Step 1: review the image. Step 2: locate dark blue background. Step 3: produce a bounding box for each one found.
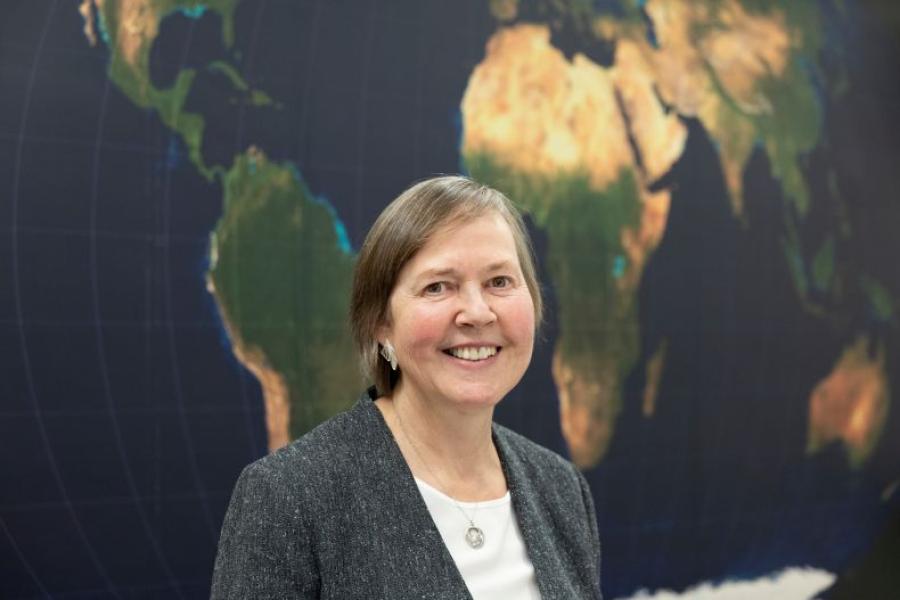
[2,1,899,598]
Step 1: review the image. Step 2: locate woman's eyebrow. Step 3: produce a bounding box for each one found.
[416,261,513,281]
[415,267,458,280]
[484,260,515,273]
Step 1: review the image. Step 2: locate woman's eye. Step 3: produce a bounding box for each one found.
[490,276,512,288]
[424,282,445,295]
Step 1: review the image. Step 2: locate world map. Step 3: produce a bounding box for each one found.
[3,0,899,597]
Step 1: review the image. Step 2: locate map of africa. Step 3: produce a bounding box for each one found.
[2,0,898,597]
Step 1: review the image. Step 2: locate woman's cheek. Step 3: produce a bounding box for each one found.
[502,293,536,336]
[404,305,449,346]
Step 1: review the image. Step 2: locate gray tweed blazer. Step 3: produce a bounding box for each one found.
[211,390,602,599]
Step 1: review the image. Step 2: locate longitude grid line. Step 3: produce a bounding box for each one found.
[696,280,742,578]
[688,354,704,573]
[86,19,186,597]
[159,13,217,543]
[638,155,736,586]
[353,0,377,238]
[294,0,321,172]
[743,324,799,575]
[411,1,426,176]
[343,0,377,436]
[8,1,121,596]
[716,250,777,576]
[0,514,50,598]
[461,0,483,173]
[292,0,321,430]
[649,325,705,583]
[686,341,704,580]
[648,394,692,585]
[622,365,657,572]
[228,0,267,460]
[144,227,163,537]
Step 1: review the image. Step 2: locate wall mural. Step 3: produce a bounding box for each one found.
[3,0,899,597]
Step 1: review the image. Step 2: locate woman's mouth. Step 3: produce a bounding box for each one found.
[443,346,500,361]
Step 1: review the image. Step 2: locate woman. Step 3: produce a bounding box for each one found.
[211,176,602,599]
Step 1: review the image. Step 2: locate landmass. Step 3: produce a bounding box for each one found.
[462,23,681,466]
[207,148,360,448]
[79,0,239,177]
[461,0,894,467]
[642,340,668,418]
[807,336,890,467]
[594,0,820,219]
[80,1,357,450]
[209,61,278,108]
[489,0,518,22]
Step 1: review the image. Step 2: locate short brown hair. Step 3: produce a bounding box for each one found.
[350,175,543,396]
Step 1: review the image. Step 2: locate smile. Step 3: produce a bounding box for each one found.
[444,346,499,361]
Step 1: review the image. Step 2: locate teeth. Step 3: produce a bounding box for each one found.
[449,346,497,361]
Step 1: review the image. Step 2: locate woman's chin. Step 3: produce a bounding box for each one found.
[439,384,509,412]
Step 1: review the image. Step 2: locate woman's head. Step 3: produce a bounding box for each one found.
[350,175,543,397]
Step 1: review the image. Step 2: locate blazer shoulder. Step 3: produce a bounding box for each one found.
[241,399,376,493]
[494,423,581,483]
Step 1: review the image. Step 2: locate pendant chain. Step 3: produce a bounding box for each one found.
[394,404,487,549]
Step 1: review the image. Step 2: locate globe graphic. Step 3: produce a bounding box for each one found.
[2,1,899,598]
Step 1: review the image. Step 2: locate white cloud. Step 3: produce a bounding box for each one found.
[615,567,836,600]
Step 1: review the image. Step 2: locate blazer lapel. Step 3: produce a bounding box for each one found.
[494,427,570,599]
[361,398,475,599]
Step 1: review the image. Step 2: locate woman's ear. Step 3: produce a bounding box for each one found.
[376,313,392,346]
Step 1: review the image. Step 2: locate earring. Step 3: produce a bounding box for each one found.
[380,340,398,371]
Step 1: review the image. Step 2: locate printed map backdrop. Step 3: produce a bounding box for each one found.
[2,0,900,598]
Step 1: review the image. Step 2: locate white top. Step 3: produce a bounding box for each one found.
[415,477,542,600]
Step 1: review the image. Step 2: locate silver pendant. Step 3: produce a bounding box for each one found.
[465,525,485,549]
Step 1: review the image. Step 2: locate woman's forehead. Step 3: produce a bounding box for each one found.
[408,259,522,281]
[402,215,519,273]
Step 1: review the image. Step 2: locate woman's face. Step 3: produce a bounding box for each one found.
[380,213,535,411]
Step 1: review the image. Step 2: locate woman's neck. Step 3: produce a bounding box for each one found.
[376,384,507,502]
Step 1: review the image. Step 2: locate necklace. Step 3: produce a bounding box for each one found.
[394,405,487,549]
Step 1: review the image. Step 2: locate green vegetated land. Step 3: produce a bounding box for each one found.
[466,151,642,413]
[93,1,239,176]
[92,0,361,437]
[208,151,360,437]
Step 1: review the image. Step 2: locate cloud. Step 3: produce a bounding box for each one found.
[616,567,835,600]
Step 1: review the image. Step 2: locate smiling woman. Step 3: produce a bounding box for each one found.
[380,213,537,415]
[351,176,544,399]
[211,176,602,600]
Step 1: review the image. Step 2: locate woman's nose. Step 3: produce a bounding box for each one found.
[455,287,497,327]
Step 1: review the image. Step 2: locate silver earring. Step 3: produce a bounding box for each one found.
[380,340,398,371]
